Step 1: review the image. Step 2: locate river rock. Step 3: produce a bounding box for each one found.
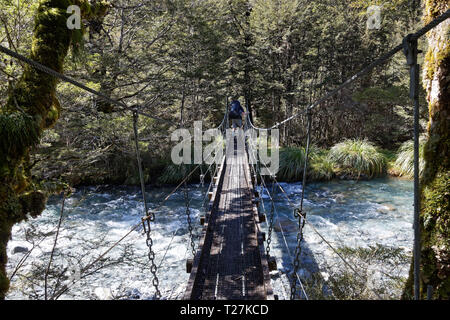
[12,246,29,254]
[377,204,396,214]
[125,288,141,300]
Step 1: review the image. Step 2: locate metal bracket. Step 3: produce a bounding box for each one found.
[402,34,416,65]
[141,216,148,234]
[306,107,312,119]
[403,34,421,99]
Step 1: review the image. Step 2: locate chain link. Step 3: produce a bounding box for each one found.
[199,174,205,188]
[133,111,161,299]
[265,182,276,258]
[144,221,161,298]
[290,208,305,300]
[183,182,196,256]
[200,163,205,188]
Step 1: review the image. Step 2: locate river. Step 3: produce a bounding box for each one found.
[6,178,413,300]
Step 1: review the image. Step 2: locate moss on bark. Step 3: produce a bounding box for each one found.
[403,0,450,299]
[0,0,108,300]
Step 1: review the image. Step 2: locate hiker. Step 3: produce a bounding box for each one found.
[228,99,246,132]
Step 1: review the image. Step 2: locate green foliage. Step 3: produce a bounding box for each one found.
[327,244,410,300]
[328,139,387,179]
[277,146,306,182]
[393,137,426,178]
[0,0,110,300]
[247,0,422,147]
[402,0,450,300]
[338,244,409,267]
[305,244,411,300]
[0,112,40,160]
[420,171,450,298]
[308,150,335,181]
[353,86,409,105]
[277,146,334,182]
[158,163,206,185]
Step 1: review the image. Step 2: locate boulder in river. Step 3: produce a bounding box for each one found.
[125,288,141,300]
[377,204,396,214]
[12,246,29,254]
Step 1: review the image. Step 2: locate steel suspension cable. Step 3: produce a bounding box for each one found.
[183,181,196,256]
[268,9,450,130]
[0,45,176,125]
[246,134,309,299]
[265,180,276,259]
[201,163,220,209]
[290,109,312,300]
[256,164,309,300]
[258,159,383,299]
[133,111,161,298]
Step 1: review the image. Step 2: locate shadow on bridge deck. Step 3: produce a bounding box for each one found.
[184,140,273,300]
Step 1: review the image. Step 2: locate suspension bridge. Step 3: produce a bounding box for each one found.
[0,9,448,300]
[184,124,274,300]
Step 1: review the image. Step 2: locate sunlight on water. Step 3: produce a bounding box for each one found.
[6,178,413,300]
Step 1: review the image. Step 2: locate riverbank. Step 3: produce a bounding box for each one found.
[32,138,420,188]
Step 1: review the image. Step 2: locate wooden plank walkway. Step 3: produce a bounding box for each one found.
[184,134,273,300]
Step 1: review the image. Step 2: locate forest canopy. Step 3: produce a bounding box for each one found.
[0,0,425,186]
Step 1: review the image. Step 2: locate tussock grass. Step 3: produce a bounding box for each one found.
[393,137,426,179]
[277,147,306,182]
[158,163,204,185]
[277,146,334,182]
[327,139,386,179]
[309,151,335,181]
[158,136,224,185]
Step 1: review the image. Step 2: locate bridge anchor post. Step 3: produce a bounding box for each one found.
[268,256,277,271]
[186,258,193,273]
[403,34,421,300]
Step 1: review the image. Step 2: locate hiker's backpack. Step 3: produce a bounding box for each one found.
[229,101,241,119]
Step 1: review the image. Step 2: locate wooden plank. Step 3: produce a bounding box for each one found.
[184,156,226,299]
[184,134,273,300]
[242,148,274,300]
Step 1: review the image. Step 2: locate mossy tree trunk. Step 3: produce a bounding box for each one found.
[0,0,108,300]
[403,0,449,299]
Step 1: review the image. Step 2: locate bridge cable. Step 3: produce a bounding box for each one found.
[268,9,450,130]
[252,155,309,300]
[133,110,161,299]
[257,157,384,300]
[0,45,176,125]
[265,181,276,260]
[245,130,308,299]
[201,160,220,209]
[179,112,228,259]
[290,108,312,300]
[183,182,196,257]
